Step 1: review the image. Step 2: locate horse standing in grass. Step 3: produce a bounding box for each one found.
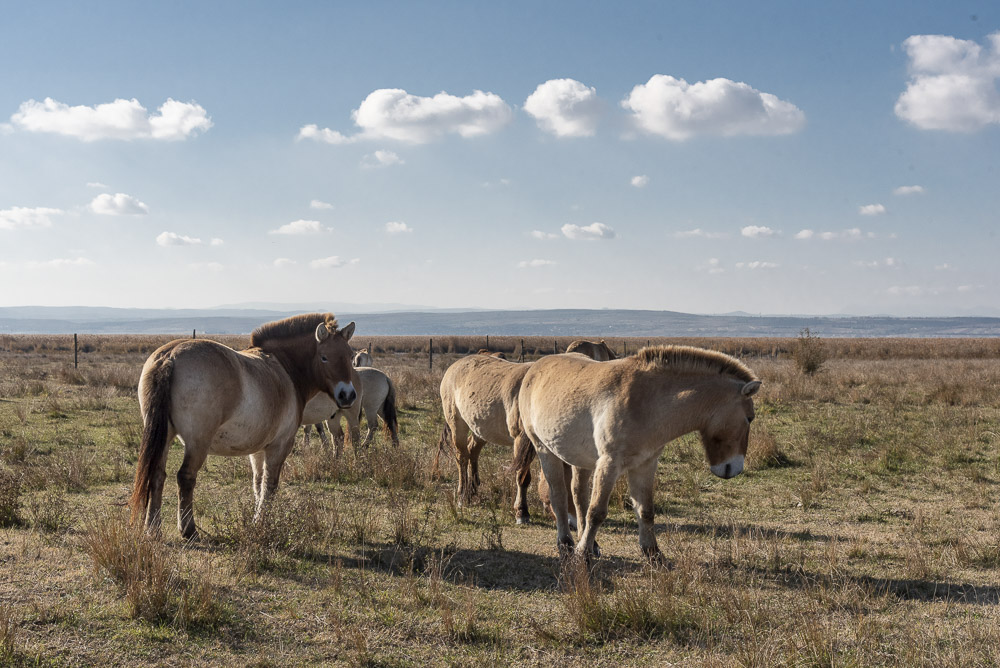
[565,339,618,361]
[302,366,399,451]
[353,350,374,368]
[513,345,760,560]
[131,313,357,539]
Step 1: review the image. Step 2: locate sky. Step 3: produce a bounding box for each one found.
[1,1,998,316]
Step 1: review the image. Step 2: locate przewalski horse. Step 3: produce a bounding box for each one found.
[513,345,760,561]
[302,366,399,451]
[565,339,618,361]
[131,313,357,539]
[353,350,374,368]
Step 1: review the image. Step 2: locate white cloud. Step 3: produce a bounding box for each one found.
[794,229,814,240]
[26,257,95,268]
[269,219,325,235]
[210,238,224,246]
[156,231,202,246]
[0,206,63,230]
[86,181,109,189]
[895,32,1000,131]
[385,221,412,235]
[705,258,725,274]
[631,175,649,188]
[10,97,211,141]
[621,74,805,140]
[302,88,513,145]
[859,203,886,216]
[273,258,296,267]
[741,225,778,238]
[561,222,616,240]
[893,185,925,196]
[518,259,556,268]
[90,192,149,215]
[482,178,511,188]
[736,261,778,270]
[675,228,727,239]
[310,256,360,269]
[856,257,902,268]
[531,230,559,240]
[310,199,334,210]
[523,78,601,137]
[362,150,404,168]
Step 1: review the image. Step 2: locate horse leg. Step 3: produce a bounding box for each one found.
[176,445,209,540]
[514,432,532,524]
[254,438,295,521]
[564,462,578,531]
[316,421,331,448]
[346,404,362,452]
[329,416,344,459]
[571,466,592,543]
[249,451,266,506]
[449,419,473,506]
[360,407,375,448]
[469,436,486,499]
[575,454,620,559]
[302,424,311,448]
[144,426,175,535]
[536,447,574,555]
[627,454,662,560]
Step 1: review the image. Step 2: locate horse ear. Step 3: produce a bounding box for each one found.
[741,380,762,397]
[315,323,330,342]
[339,321,356,342]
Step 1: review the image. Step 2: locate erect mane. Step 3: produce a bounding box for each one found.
[250,313,337,347]
[635,345,757,382]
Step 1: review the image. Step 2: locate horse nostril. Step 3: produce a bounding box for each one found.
[724,463,732,478]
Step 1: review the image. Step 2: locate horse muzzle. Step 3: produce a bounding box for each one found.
[332,381,357,408]
[710,454,745,479]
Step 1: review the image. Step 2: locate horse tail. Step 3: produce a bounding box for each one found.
[507,420,536,476]
[381,378,399,446]
[130,353,174,524]
[432,422,452,478]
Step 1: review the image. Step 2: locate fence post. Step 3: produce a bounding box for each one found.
[486,335,489,350]
[192,329,196,339]
[429,338,433,370]
[519,339,524,363]
[74,333,78,369]
[367,341,372,356]
[554,340,557,355]
[623,341,627,357]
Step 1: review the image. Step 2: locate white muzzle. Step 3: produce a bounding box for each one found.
[710,454,745,479]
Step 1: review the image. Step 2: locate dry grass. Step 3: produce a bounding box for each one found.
[1,335,999,665]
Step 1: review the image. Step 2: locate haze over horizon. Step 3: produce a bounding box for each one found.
[2,2,998,318]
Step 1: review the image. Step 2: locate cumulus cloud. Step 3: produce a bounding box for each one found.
[531,230,559,240]
[621,75,805,140]
[518,259,556,268]
[794,229,814,240]
[10,97,211,141]
[561,222,616,240]
[893,185,925,196]
[310,199,334,210]
[156,231,202,246]
[741,225,778,238]
[808,228,873,241]
[362,150,404,168]
[273,258,296,267]
[736,261,779,269]
[90,193,149,216]
[385,221,412,235]
[859,204,886,216]
[705,258,725,274]
[631,175,649,188]
[269,219,325,235]
[310,256,360,269]
[0,206,63,230]
[895,32,1000,131]
[300,88,513,145]
[86,181,109,189]
[523,78,601,137]
[675,228,727,239]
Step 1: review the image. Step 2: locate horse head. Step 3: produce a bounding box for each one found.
[699,379,761,479]
[315,321,358,408]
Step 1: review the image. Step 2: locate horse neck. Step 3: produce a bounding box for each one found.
[645,372,731,440]
[259,338,321,405]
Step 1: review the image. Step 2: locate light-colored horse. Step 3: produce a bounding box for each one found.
[353,350,374,368]
[302,366,399,452]
[565,339,618,361]
[131,314,357,538]
[513,345,760,560]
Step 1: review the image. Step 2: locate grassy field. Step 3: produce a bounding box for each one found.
[1,334,999,666]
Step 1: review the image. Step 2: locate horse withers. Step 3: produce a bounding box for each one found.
[131,313,357,539]
[514,345,760,561]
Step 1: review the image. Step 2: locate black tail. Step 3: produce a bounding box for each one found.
[381,378,399,446]
[432,423,452,478]
[507,425,536,476]
[130,354,174,524]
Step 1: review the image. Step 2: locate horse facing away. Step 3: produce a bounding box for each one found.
[565,339,618,361]
[353,350,374,368]
[302,366,399,451]
[131,313,357,539]
[513,345,760,560]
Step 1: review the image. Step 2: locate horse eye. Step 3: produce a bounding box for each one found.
[747,415,754,423]
[321,356,329,363]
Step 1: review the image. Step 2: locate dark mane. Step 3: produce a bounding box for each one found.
[250,313,337,347]
[636,345,757,382]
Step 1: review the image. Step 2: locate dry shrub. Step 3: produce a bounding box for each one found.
[0,604,21,665]
[793,328,828,375]
[0,470,22,528]
[24,489,73,533]
[747,423,794,470]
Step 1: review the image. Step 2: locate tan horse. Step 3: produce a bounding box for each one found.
[565,339,618,361]
[302,366,363,456]
[514,345,760,560]
[131,313,357,539]
[302,366,399,451]
[353,350,374,368]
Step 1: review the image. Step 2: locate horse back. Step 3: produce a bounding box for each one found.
[440,354,528,445]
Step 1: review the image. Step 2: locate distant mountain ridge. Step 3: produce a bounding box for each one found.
[1,305,999,337]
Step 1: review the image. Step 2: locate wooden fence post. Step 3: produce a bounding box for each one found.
[554,340,557,355]
[192,329,196,339]
[519,339,524,363]
[74,333,78,369]
[367,341,372,356]
[486,335,489,350]
[429,338,433,370]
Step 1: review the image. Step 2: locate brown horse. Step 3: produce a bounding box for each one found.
[514,345,760,560]
[565,339,618,361]
[131,313,357,538]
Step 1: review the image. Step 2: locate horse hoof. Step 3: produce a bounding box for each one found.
[568,516,578,531]
[591,541,601,559]
[516,515,530,525]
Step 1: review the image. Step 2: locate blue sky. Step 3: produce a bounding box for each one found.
[1,1,998,316]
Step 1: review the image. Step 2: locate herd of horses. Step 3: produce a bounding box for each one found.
[131,313,760,561]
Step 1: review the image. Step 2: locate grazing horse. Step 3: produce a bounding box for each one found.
[131,313,357,539]
[302,366,399,451]
[566,339,617,361]
[353,350,374,368]
[513,345,760,560]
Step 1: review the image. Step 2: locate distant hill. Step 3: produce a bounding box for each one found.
[1,305,999,337]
